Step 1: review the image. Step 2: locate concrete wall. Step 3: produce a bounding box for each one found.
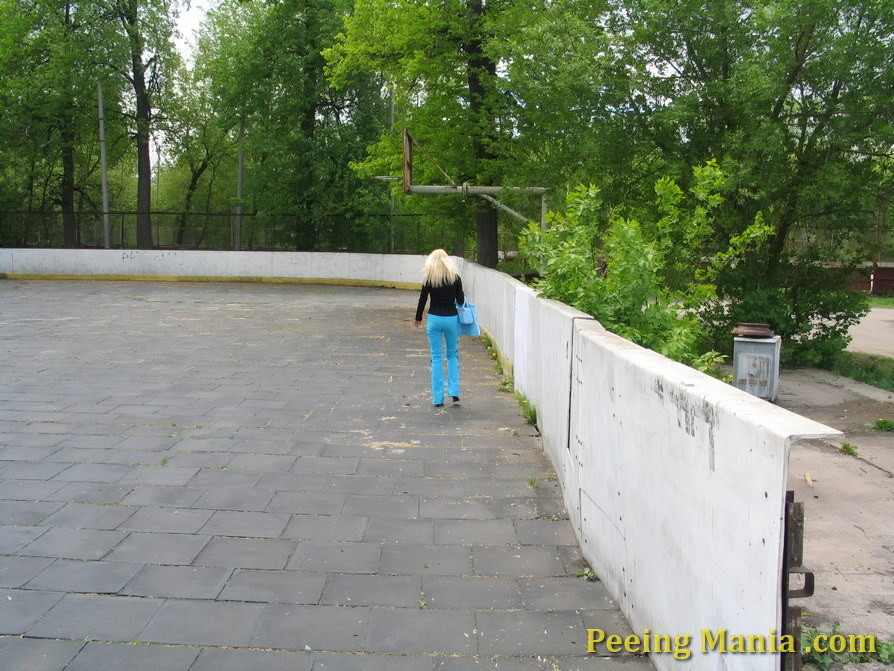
[0,248,426,288]
[1,249,841,670]
[461,261,839,671]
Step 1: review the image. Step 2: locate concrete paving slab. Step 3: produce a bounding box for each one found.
[106,531,211,565]
[0,478,67,500]
[65,641,199,671]
[43,482,134,504]
[192,487,274,511]
[119,506,214,533]
[0,524,49,554]
[0,638,84,671]
[313,652,433,671]
[0,500,63,525]
[26,593,162,641]
[191,648,314,671]
[121,564,231,599]
[321,573,422,607]
[42,501,138,529]
[363,517,435,544]
[515,520,579,546]
[120,484,206,506]
[366,607,477,654]
[434,519,518,545]
[218,568,326,603]
[517,578,617,611]
[422,576,521,610]
[286,540,383,573]
[281,514,368,541]
[24,558,143,593]
[265,491,347,515]
[140,598,266,646]
[252,603,369,651]
[380,543,473,576]
[198,510,290,538]
[193,537,296,569]
[0,280,651,669]
[0,555,55,588]
[472,546,566,577]
[0,588,64,634]
[20,526,127,560]
[476,610,588,656]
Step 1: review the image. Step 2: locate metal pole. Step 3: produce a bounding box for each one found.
[406,184,545,196]
[97,82,111,248]
[235,120,245,250]
[389,94,395,253]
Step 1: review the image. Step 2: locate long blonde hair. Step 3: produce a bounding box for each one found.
[422,249,458,287]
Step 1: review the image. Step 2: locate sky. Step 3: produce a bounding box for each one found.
[175,0,212,64]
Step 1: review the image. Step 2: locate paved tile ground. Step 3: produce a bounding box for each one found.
[0,280,654,671]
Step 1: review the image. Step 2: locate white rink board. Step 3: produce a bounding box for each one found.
[0,249,426,286]
[571,321,837,671]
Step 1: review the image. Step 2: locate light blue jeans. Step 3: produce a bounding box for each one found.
[426,314,460,404]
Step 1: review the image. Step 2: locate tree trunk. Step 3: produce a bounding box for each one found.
[61,3,78,248]
[61,123,78,248]
[123,0,153,248]
[176,158,209,246]
[294,63,318,251]
[465,0,498,268]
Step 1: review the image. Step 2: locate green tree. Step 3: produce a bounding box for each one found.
[193,0,388,251]
[326,0,515,265]
[0,0,128,246]
[101,0,180,247]
[606,0,888,359]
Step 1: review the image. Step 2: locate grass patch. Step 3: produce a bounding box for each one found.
[515,391,537,427]
[577,566,598,582]
[875,418,894,432]
[839,442,858,456]
[801,623,894,670]
[821,351,894,393]
[481,333,504,376]
[869,296,894,308]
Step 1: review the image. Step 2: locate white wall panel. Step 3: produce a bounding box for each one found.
[0,249,426,286]
[571,322,837,671]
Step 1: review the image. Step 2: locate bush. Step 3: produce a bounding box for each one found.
[519,164,771,370]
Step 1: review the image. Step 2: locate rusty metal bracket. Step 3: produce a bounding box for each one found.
[782,490,814,671]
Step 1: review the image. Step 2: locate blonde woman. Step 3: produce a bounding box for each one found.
[414,249,465,407]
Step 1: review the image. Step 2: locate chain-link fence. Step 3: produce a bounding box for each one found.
[0,210,458,255]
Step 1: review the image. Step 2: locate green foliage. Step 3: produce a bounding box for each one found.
[874,418,894,432]
[577,566,598,582]
[699,264,871,365]
[870,296,894,308]
[822,352,894,394]
[839,442,858,456]
[802,622,894,669]
[520,165,772,368]
[514,391,537,426]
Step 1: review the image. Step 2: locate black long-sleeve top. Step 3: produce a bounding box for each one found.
[415,276,465,322]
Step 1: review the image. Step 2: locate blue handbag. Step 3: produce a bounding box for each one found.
[457,301,480,336]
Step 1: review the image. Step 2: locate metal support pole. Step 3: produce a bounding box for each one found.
[97,82,111,248]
